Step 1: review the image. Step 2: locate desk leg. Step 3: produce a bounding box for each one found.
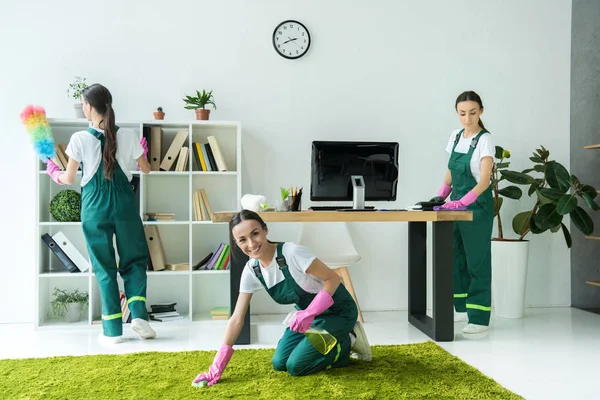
[408,221,454,342]
[229,223,251,345]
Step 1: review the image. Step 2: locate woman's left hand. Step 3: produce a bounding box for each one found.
[289,310,315,333]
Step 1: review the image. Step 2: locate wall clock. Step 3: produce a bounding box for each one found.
[272,20,311,59]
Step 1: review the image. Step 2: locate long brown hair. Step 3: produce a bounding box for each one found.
[455,90,486,130]
[82,84,117,179]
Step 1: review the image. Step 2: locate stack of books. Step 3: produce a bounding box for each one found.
[210,307,230,320]
[149,302,184,322]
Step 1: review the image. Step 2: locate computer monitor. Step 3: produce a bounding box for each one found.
[310,141,399,205]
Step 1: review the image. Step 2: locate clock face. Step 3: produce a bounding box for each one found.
[273,20,311,59]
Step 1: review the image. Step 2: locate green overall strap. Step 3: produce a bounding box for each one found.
[252,242,291,289]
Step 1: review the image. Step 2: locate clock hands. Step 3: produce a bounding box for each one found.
[284,36,301,47]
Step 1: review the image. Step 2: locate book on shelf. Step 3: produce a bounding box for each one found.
[164,262,189,271]
[210,306,230,320]
[192,188,213,221]
[145,212,175,221]
[197,243,230,271]
[190,137,226,172]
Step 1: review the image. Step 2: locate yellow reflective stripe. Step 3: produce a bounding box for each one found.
[126,296,146,305]
[102,313,122,320]
[454,293,468,298]
[466,304,492,311]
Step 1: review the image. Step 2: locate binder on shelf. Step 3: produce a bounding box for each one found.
[150,127,163,171]
[160,129,189,171]
[207,136,228,171]
[143,225,166,271]
[52,231,91,272]
[41,233,79,273]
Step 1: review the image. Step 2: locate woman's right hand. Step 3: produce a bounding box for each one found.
[192,344,234,387]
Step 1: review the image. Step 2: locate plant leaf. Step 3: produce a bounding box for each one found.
[532,203,562,231]
[522,168,535,174]
[582,193,600,211]
[500,170,536,185]
[538,188,565,201]
[560,222,572,248]
[495,146,504,159]
[513,211,532,236]
[545,161,571,192]
[570,206,594,235]
[530,156,544,163]
[536,188,553,205]
[550,223,561,233]
[528,183,540,197]
[498,186,522,199]
[581,184,598,199]
[534,164,546,173]
[556,194,578,215]
[495,162,510,169]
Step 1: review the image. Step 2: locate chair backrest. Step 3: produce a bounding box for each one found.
[296,222,361,267]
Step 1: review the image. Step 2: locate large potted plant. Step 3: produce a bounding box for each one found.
[490,145,528,318]
[492,145,599,318]
[183,89,217,120]
[50,287,89,323]
[67,76,88,118]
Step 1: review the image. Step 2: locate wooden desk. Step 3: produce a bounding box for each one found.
[212,210,473,343]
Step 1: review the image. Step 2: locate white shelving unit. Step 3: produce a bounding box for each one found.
[35,119,241,328]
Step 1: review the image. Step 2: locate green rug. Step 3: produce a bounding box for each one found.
[0,341,521,399]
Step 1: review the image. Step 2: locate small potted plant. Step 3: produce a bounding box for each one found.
[183,89,217,120]
[50,287,89,323]
[67,76,88,118]
[154,106,165,120]
[276,187,290,212]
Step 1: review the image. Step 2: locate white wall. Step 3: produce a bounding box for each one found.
[0,0,572,322]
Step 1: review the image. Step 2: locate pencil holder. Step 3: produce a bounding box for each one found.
[289,195,302,211]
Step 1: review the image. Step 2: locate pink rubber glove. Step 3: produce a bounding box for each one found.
[289,290,334,333]
[46,159,63,184]
[437,183,452,200]
[440,190,478,209]
[141,137,148,160]
[193,344,234,387]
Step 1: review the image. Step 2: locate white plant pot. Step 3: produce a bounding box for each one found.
[65,302,83,323]
[74,103,85,118]
[491,240,530,319]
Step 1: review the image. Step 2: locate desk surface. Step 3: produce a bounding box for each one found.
[211,210,472,223]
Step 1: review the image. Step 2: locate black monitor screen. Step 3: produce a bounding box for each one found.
[310,141,399,201]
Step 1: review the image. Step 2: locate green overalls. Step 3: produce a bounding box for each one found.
[449,129,494,326]
[81,127,149,337]
[252,243,358,376]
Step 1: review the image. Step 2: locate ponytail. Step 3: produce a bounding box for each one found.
[102,104,117,180]
[478,119,486,130]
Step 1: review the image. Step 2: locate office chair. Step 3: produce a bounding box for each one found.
[296,222,364,323]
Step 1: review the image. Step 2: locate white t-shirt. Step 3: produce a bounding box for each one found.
[445,129,494,183]
[239,242,323,294]
[65,128,144,187]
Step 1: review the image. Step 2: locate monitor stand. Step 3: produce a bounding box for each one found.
[351,175,366,210]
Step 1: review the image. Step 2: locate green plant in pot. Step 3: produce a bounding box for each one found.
[501,145,599,246]
[67,76,88,118]
[277,187,290,212]
[183,89,217,120]
[490,145,599,319]
[153,106,165,120]
[50,287,89,323]
[49,189,81,222]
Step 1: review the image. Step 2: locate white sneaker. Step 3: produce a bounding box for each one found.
[98,333,124,345]
[350,321,372,362]
[462,323,490,339]
[454,311,468,322]
[132,318,156,339]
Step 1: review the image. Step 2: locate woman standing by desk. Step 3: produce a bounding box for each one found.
[434,90,494,339]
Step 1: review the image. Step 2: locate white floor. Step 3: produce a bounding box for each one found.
[0,307,597,400]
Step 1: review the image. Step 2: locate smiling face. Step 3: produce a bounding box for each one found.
[232,219,269,259]
[456,100,484,131]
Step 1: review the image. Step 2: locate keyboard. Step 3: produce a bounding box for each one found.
[308,205,375,211]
